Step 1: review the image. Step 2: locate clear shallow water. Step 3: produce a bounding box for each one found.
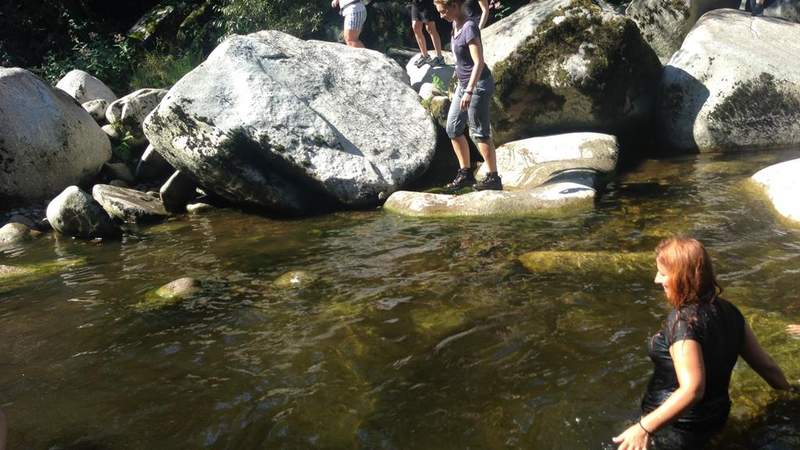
[2,150,800,449]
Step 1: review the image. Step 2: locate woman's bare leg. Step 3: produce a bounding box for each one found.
[451,135,471,169]
[476,140,497,173]
[344,28,364,48]
[425,21,443,57]
[412,20,429,57]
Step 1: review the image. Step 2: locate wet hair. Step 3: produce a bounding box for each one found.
[433,0,464,7]
[655,237,722,310]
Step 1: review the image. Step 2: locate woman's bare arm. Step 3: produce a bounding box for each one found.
[740,321,791,390]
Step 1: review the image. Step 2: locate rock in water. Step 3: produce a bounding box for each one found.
[274,271,317,289]
[482,0,662,144]
[0,223,32,246]
[92,184,169,223]
[658,9,800,153]
[0,68,112,203]
[751,158,800,223]
[143,30,436,215]
[46,186,119,239]
[55,69,117,104]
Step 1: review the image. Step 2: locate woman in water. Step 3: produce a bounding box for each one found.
[434,0,502,192]
[613,237,797,450]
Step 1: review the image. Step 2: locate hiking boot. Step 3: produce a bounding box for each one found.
[443,168,476,194]
[430,55,445,66]
[473,172,503,191]
[414,54,432,68]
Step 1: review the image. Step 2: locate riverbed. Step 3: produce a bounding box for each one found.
[2,150,799,449]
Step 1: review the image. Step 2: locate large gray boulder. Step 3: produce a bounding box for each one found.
[482,0,662,144]
[750,158,800,223]
[626,0,693,63]
[92,184,169,223]
[0,68,112,203]
[55,69,117,104]
[405,53,455,92]
[46,186,119,239]
[658,10,800,153]
[144,30,436,214]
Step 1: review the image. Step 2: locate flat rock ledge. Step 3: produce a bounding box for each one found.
[750,158,800,223]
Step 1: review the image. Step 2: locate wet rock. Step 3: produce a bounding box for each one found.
[143,30,436,214]
[0,222,32,246]
[273,271,318,289]
[135,145,174,181]
[92,184,169,223]
[8,214,36,229]
[160,170,197,213]
[383,184,595,218]
[55,69,117,104]
[0,68,112,203]
[750,158,800,222]
[518,250,652,274]
[186,202,214,214]
[82,99,109,124]
[405,53,455,92]
[135,277,201,310]
[0,258,85,294]
[475,132,618,189]
[46,186,119,239]
[482,0,661,144]
[658,9,800,153]
[103,162,135,183]
[106,88,167,133]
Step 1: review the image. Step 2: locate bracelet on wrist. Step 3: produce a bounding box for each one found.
[465,90,473,95]
[638,418,653,436]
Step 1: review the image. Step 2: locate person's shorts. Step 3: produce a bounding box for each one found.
[446,74,494,141]
[411,0,437,22]
[342,2,367,30]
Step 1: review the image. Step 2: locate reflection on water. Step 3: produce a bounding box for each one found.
[1,151,800,449]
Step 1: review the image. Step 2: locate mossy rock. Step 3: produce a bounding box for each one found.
[134,277,201,311]
[518,250,653,274]
[0,258,86,294]
[273,271,318,289]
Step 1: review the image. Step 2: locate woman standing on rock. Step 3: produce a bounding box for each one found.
[332,0,367,48]
[434,0,502,192]
[411,0,445,67]
[613,237,797,450]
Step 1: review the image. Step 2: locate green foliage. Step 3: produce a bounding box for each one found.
[215,0,328,38]
[129,47,204,90]
[431,74,447,93]
[35,13,135,93]
[112,129,138,163]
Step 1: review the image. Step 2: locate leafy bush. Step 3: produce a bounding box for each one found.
[129,47,205,90]
[215,0,329,38]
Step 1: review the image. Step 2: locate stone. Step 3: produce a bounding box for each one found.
[747,0,800,22]
[658,9,800,153]
[383,184,596,218]
[482,0,662,144]
[750,158,800,222]
[143,30,436,214]
[405,53,455,92]
[92,184,169,223]
[55,69,117,104]
[160,170,197,213]
[0,222,32,246]
[135,145,174,180]
[101,124,123,143]
[0,258,85,294]
[128,4,178,44]
[418,83,436,101]
[475,132,619,189]
[186,202,214,214]
[135,277,201,310]
[106,88,167,133]
[422,95,451,129]
[518,250,653,274]
[109,179,131,188]
[103,162,135,183]
[626,0,690,63]
[82,99,109,124]
[273,271,317,289]
[0,68,112,204]
[46,186,119,239]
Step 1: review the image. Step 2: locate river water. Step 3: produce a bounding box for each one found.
[2,150,799,449]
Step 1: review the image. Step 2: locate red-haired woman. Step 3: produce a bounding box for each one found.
[613,237,798,450]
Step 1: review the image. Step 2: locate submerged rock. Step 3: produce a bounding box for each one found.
[92,184,169,223]
[46,186,119,239]
[658,10,800,153]
[273,271,318,289]
[383,185,595,218]
[482,0,661,144]
[55,69,117,104]
[475,132,618,189]
[143,30,436,214]
[0,68,112,203]
[135,277,202,310]
[518,250,653,274]
[0,258,85,293]
[750,158,800,223]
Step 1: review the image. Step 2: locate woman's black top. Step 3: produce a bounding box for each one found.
[641,297,745,432]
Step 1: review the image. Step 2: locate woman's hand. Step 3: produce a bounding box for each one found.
[331,0,339,8]
[787,324,800,337]
[460,92,472,111]
[612,423,649,450]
